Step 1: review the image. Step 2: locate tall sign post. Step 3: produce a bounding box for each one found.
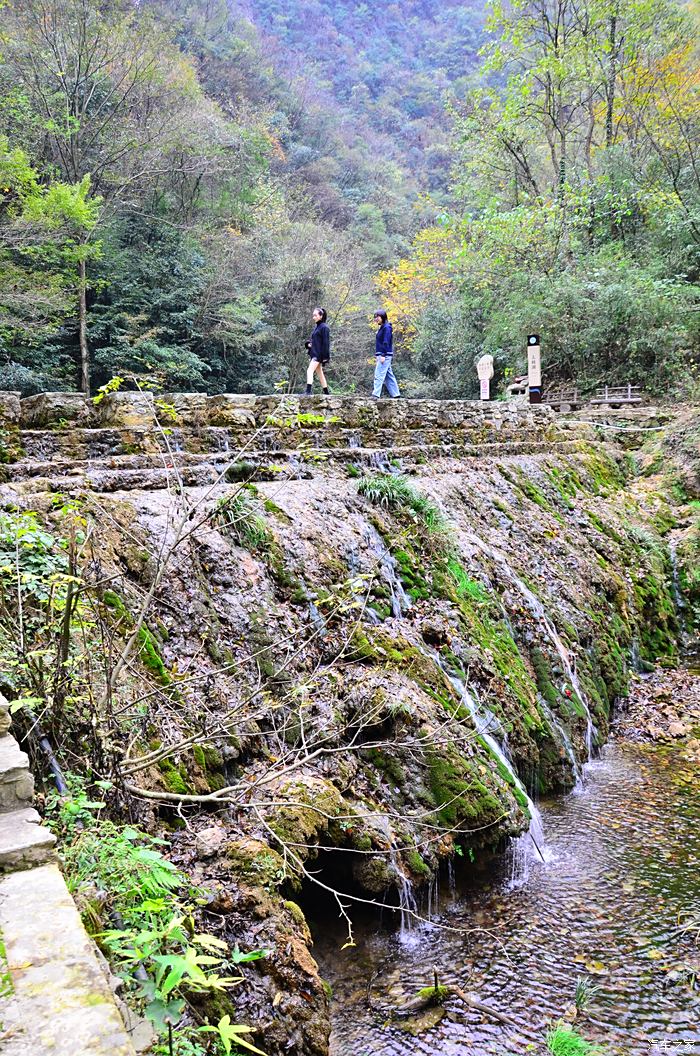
[527,334,541,404]
[476,354,494,401]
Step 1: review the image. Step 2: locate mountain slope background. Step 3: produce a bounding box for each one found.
[0,0,698,398]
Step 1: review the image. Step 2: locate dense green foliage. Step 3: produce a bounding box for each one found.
[0,0,482,396]
[380,0,700,395]
[0,0,698,397]
[234,0,485,196]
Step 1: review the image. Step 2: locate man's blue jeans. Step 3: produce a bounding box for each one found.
[373,356,400,398]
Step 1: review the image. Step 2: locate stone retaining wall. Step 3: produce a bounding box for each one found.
[2,389,555,431]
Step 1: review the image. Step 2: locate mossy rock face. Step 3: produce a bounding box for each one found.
[137,625,171,684]
[405,849,431,880]
[103,590,171,684]
[362,747,406,788]
[352,854,393,894]
[225,838,287,888]
[422,746,514,837]
[158,758,193,795]
[394,546,432,601]
[284,900,311,941]
[267,777,345,851]
[192,743,226,792]
[514,471,552,511]
[580,449,625,493]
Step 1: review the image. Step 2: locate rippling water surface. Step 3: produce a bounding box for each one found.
[312,743,700,1055]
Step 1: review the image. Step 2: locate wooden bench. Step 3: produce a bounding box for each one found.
[541,387,582,411]
[590,384,642,407]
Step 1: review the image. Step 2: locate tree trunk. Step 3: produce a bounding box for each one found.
[79,254,90,395]
[606,12,617,148]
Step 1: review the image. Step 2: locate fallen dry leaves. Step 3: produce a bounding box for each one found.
[615,667,700,747]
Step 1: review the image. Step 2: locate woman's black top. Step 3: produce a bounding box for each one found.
[308,321,331,363]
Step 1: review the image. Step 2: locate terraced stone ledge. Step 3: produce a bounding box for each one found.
[1,390,596,495]
[4,390,557,432]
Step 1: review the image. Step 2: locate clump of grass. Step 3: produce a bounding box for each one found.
[215,491,271,550]
[547,1023,604,1056]
[358,473,447,535]
[416,983,450,1004]
[574,976,601,1012]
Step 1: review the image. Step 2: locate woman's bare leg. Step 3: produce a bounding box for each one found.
[317,365,327,389]
[306,359,319,386]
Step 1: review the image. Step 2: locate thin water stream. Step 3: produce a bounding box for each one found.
[312,740,700,1056]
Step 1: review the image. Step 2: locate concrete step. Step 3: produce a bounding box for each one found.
[0,862,137,1054]
[0,736,34,814]
[0,807,56,872]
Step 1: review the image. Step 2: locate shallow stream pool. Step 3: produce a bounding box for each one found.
[312,742,700,1055]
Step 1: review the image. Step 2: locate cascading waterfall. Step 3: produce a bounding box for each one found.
[424,873,440,923]
[369,450,392,472]
[374,816,418,941]
[363,524,411,619]
[538,698,581,785]
[443,667,549,865]
[360,525,563,919]
[669,539,688,644]
[464,530,597,761]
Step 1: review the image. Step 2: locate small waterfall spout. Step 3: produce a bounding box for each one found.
[375,816,418,941]
[669,539,688,644]
[539,698,581,785]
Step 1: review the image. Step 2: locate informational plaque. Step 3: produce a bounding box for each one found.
[476,354,494,401]
[527,334,541,403]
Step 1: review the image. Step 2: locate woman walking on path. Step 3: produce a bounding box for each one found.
[304,307,331,395]
[372,310,400,399]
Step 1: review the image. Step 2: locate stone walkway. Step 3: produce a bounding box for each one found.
[0,694,136,1055]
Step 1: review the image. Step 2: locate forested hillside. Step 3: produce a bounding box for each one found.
[235,0,485,192]
[0,0,698,398]
[380,0,700,395]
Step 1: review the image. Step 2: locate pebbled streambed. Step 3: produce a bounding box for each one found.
[312,737,700,1055]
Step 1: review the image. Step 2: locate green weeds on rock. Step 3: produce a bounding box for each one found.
[214,491,271,551]
[48,779,265,1056]
[358,473,448,542]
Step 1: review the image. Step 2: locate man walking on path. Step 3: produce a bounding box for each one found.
[372,310,400,399]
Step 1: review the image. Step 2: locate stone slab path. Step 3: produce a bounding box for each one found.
[0,864,136,1055]
[0,695,136,1055]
